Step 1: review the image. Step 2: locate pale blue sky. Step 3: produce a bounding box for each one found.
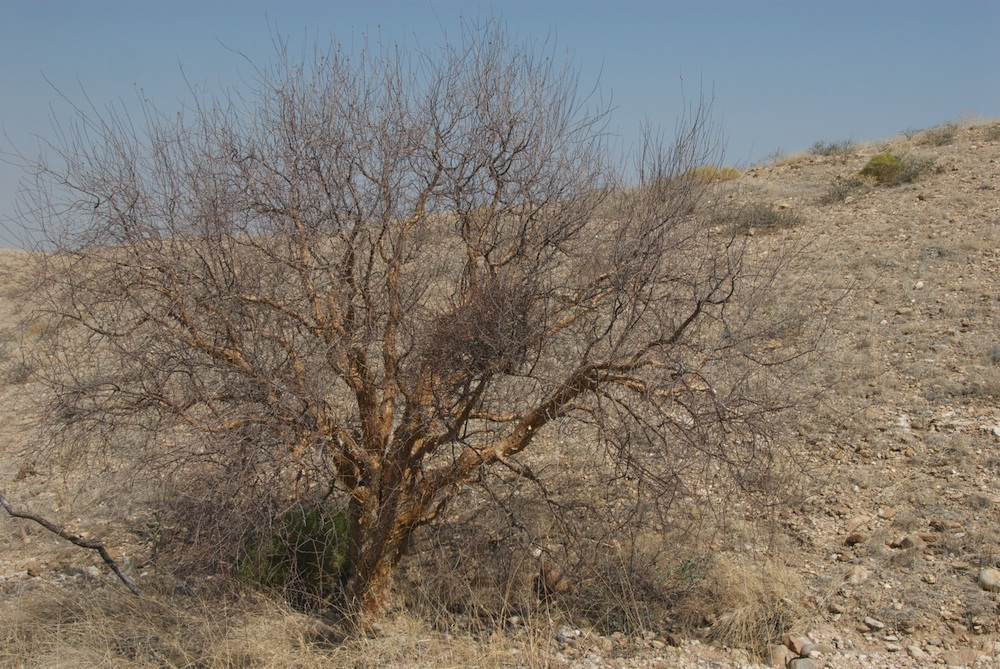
[2,1,998,247]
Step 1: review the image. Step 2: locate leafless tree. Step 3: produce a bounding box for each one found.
[17,21,831,621]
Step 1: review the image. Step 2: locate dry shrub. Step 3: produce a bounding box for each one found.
[729,201,803,232]
[918,122,959,146]
[669,553,802,657]
[685,164,741,182]
[809,139,855,158]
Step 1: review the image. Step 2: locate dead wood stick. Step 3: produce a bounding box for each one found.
[0,491,142,598]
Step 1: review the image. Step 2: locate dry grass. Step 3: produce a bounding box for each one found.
[669,553,802,657]
[0,581,550,669]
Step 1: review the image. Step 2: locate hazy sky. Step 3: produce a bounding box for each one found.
[2,0,998,247]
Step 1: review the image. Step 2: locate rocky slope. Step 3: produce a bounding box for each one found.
[0,121,998,668]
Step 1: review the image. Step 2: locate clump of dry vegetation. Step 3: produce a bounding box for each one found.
[684,164,741,182]
[809,139,856,158]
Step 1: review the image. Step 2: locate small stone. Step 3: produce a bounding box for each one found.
[978,567,1000,592]
[844,532,869,546]
[649,639,665,650]
[787,659,818,669]
[848,565,870,585]
[885,643,902,652]
[800,643,836,656]
[556,626,580,644]
[25,560,41,578]
[941,648,980,666]
[86,565,102,580]
[899,534,927,550]
[906,645,928,660]
[863,616,885,631]
[768,644,794,667]
[782,633,808,655]
[845,515,869,533]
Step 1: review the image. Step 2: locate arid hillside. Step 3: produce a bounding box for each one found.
[0,120,998,668]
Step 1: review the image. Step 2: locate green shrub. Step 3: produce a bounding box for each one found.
[859,152,903,182]
[238,504,352,607]
[859,152,935,186]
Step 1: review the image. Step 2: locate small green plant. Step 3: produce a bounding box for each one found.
[859,152,935,186]
[685,165,741,182]
[859,152,903,182]
[238,504,351,607]
[809,140,855,157]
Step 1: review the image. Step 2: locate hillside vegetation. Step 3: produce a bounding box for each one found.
[1,119,999,668]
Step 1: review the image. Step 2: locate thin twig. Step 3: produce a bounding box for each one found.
[0,490,142,598]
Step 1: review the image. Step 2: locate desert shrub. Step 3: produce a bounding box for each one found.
[729,202,802,231]
[809,140,855,157]
[985,124,1000,141]
[670,554,800,657]
[859,152,935,186]
[819,175,869,205]
[685,165,741,182]
[859,152,903,182]
[238,504,351,608]
[918,122,958,146]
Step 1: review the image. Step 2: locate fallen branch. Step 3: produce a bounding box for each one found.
[0,490,142,598]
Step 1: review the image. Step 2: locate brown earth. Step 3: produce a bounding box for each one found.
[0,121,998,668]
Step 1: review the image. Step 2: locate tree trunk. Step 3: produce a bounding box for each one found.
[344,485,418,624]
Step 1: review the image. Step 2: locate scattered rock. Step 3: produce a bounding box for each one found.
[977,567,1000,592]
[941,648,980,666]
[844,532,868,546]
[555,626,580,645]
[800,642,836,656]
[847,565,870,585]
[782,633,808,655]
[863,616,885,631]
[898,534,927,550]
[787,659,818,669]
[768,643,795,667]
[906,645,929,660]
[85,565,102,580]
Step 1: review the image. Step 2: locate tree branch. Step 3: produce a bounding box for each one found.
[0,491,142,598]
